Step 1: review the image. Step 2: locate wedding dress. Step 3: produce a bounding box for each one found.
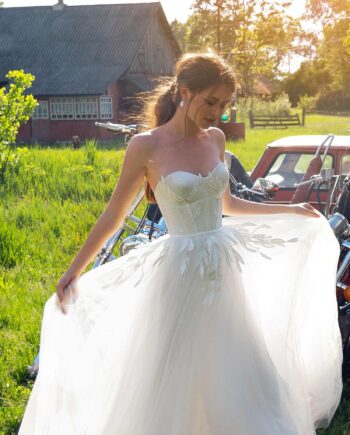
[19,161,343,435]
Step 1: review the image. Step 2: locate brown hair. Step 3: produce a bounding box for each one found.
[141,52,236,203]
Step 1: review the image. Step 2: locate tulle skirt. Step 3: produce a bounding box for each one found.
[19,213,343,435]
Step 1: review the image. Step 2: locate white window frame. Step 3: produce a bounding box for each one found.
[100,96,113,119]
[32,100,49,119]
[75,97,98,120]
[50,97,74,120]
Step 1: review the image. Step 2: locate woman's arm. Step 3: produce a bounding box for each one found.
[67,138,148,274]
[212,127,320,219]
[56,135,151,309]
[222,186,320,217]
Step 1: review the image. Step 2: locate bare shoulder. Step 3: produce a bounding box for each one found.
[124,130,159,163]
[208,126,226,143]
[208,127,226,154]
[126,131,154,153]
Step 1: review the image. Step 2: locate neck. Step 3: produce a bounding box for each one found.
[166,108,203,139]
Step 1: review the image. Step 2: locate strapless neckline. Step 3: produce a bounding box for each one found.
[154,161,227,193]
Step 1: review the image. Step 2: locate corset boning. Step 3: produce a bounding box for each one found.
[153,162,229,236]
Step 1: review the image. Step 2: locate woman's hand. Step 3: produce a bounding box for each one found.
[56,271,80,314]
[288,202,322,218]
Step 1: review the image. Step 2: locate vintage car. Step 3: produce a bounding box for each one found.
[250,135,350,211]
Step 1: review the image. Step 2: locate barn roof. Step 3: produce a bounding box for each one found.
[0,2,179,96]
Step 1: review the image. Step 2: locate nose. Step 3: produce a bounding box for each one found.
[211,106,223,120]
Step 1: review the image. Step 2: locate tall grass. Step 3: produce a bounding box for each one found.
[0,144,127,432]
[1,114,350,433]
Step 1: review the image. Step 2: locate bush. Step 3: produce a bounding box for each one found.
[0,70,37,181]
[297,94,318,111]
[316,91,350,112]
[237,93,292,118]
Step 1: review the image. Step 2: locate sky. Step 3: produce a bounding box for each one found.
[4,0,306,23]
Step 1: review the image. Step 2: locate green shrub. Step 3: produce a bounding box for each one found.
[316,91,350,112]
[298,94,319,111]
[0,70,37,181]
[237,93,292,118]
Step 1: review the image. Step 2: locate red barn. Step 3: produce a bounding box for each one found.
[0,1,181,143]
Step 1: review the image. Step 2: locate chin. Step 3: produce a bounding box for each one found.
[203,121,216,129]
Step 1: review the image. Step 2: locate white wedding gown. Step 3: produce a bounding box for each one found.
[19,161,343,435]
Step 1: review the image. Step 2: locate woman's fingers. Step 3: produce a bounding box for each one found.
[300,203,321,218]
[56,275,79,314]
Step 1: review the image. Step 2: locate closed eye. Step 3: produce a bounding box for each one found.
[205,98,230,109]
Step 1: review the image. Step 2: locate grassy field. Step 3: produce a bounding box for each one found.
[1,114,350,434]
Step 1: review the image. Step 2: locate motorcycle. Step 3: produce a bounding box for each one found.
[328,178,350,379]
[294,148,350,379]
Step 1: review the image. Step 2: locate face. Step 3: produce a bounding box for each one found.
[180,83,233,129]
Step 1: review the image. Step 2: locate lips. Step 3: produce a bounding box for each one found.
[204,117,216,124]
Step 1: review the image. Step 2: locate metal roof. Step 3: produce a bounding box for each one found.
[124,74,158,91]
[268,135,350,149]
[0,2,178,96]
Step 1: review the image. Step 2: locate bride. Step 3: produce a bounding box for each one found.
[19,53,342,435]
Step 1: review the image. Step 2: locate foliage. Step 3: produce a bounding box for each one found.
[316,91,350,112]
[297,94,318,111]
[179,0,350,111]
[283,61,331,106]
[170,19,187,52]
[0,70,37,181]
[237,93,292,118]
[292,0,350,111]
[304,0,349,25]
[185,0,301,95]
[318,19,350,94]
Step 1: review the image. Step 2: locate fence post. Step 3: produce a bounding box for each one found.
[302,108,306,126]
[249,110,254,128]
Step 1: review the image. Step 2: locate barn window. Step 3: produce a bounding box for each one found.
[75,97,98,119]
[50,97,74,120]
[100,96,113,119]
[32,101,49,119]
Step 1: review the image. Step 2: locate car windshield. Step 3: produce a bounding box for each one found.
[340,155,350,175]
[264,152,333,188]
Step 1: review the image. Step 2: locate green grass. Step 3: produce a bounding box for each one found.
[1,114,350,434]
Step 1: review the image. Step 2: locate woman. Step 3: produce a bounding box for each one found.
[19,53,342,435]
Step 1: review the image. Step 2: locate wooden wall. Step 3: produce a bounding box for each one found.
[130,11,177,76]
[17,84,124,143]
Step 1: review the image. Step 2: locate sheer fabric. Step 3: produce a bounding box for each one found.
[19,162,342,435]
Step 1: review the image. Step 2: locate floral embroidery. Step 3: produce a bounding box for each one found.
[226,222,298,263]
[82,162,298,308]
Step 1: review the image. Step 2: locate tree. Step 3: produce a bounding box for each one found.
[170,19,188,52]
[304,0,350,97]
[283,60,331,106]
[305,0,349,25]
[0,70,37,179]
[185,0,302,95]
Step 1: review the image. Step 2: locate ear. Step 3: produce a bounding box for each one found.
[179,85,192,102]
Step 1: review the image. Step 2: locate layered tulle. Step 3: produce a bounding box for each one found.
[20,214,342,435]
[20,162,342,434]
